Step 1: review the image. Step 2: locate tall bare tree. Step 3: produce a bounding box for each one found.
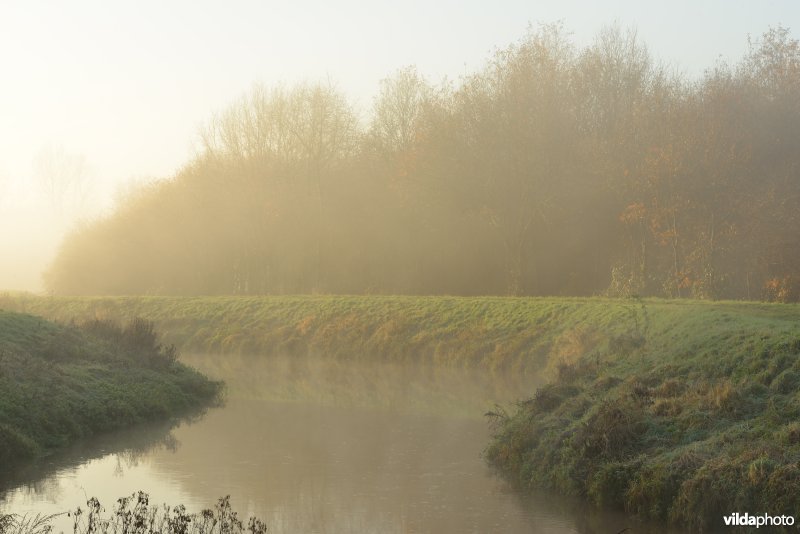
[33,144,92,218]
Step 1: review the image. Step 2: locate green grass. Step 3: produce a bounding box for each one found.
[0,294,671,374]
[0,310,221,468]
[481,301,800,532]
[3,294,800,531]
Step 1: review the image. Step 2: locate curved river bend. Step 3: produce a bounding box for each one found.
[0,354,672,533]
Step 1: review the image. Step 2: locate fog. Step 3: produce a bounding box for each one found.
[4,7,800,529]
[2,1,799,293]
[0,172,75,291]
[20,23,800,300]
[1,354,680,533]
[0,145,107,290]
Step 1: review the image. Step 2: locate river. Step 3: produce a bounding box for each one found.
[0,354,667,533]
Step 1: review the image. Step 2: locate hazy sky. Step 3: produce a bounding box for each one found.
[0,0,798,290]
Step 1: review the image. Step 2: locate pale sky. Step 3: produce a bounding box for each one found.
[0,0,798,291]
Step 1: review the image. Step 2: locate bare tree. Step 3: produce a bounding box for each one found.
[440,23,579,294]
[198,82,360,292]
[33,144,92,217]
[369,67,433,174]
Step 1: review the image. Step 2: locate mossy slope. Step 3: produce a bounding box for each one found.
[0,311,220,467]
[482,303,800,532]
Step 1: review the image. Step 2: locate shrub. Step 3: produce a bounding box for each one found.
[576,398,645,460]
[122,318,160,353]
[79,317,178,369]
[587,457,643,508]
[525,383,581,414]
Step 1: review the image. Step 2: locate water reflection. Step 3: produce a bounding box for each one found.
[0,419,192,533]
[0,355,678,533]
[147,398,548,533]
[186,353,542,415]
[0,418,181,496]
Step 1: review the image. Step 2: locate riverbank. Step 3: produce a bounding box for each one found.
[482,303,800,532]
[2,294,799,531]
[0,294,687,374]
[0,310,221,468]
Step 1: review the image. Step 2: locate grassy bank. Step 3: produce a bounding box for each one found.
[3,294,800,531]
[0,310,221,468]
[481,303,800,531]
[0,294,679,374]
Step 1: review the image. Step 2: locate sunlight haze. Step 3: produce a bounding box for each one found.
[0,0,798,290]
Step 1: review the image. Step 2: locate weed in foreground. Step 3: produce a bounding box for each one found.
[0,513,57,534]
[0,493,266,534]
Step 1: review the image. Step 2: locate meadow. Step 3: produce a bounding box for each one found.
[3,293,800,531]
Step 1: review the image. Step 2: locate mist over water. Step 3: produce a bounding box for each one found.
[1,6,797,533]
[0,354,677,533]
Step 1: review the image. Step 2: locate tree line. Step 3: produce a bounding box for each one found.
[45,24,800,300]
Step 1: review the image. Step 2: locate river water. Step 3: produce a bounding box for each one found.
[0,354,665,533]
